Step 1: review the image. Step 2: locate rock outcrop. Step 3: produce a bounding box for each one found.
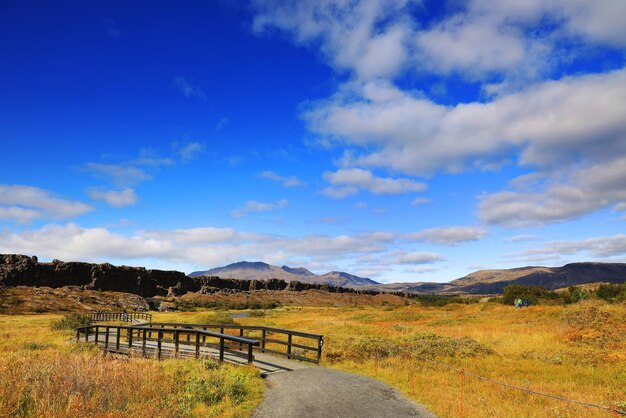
[0,254,195,297]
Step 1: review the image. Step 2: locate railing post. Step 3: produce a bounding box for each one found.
[157,330,163,360]
[174,330,179,358]
[115,327,121,351]
[219,337,224,362]
[105,326,110,349]
[239,328,244,351]
[287,334,292,359]
[195,331,200,359]
[247,343,254,364]
[128,327,133,354]
[76,328,80,343]
[202,326,206,343]
[94,325,99,345]
[317,337,324,364]
[142,328,147,357]
[85,326,89,342]
[261,329,266,353]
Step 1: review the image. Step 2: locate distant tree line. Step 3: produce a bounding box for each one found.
[497,282,626,305]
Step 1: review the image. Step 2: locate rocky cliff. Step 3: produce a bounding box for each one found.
[0,254,193,297]
[0,254,402,298]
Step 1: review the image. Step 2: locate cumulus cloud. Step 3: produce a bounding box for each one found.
[522,234,626,259]
[322,168,426,198]
[252,0,413,81]
[231,199,289,218]
[84,163,152,186]
[406,226,488,245]
[307,71,626,175]
[259,171,307,187]
[0,185,93,223]
[0,223,405,270]
[87,188,138,208]
[480,157,626,227]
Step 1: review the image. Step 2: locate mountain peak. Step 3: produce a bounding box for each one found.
[224,261,270,270]
[281,265,314,276]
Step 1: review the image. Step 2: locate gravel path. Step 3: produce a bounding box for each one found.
[252,367,435,418]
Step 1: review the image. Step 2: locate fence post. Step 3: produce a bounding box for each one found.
[219,337,224,362]
[115,327,121,351]
[174,330,179,358]
[195,331,200,359]
[94,325,99,345]
[157,330,163,360]
[76,328,80,343]
[239,328,244,351]
[128,327,133,354]
[287,334,292,359]
[142,328,147,357]
[317,337,323,364]
[85,326,89,342]
[248,343,254,364]
[105,326,110,349]
[261,329,266,353]
[460,369,465,418]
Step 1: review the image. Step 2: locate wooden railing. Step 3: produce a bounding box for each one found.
[75,324,259,364]
[142,322,324,364]
[89,312,152,323]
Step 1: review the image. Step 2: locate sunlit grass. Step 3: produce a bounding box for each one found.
[0,314,264,417]
[174,301,626,417]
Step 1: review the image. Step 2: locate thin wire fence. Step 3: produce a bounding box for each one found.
[325,333,626,417]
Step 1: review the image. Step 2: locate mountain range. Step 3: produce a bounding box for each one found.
[191,261,626,294]
[189,261,378,287]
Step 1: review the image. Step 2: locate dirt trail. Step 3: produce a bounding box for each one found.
[252,367,435,418]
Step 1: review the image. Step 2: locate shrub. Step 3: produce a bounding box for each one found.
[501,285,558,305]
[197,312,236,325]
[50,313,92,331]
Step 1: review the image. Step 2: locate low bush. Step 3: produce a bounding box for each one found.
[327,332,494,362]
[50,313,92,330]
[197,312,236,325]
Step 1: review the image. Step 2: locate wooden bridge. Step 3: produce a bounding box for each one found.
[76,314,324,375]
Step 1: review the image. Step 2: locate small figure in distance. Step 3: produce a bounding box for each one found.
[523,299,529,308]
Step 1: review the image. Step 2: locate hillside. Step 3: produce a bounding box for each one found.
[365,262,626,294]
[190,261,378,287]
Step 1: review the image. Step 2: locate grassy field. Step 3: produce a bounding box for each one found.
[0,314,264,417]
[157,300,626,418]
[1,299,624,417]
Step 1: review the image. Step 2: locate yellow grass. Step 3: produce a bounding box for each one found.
[160,301,626,417]
[0,314,264,417]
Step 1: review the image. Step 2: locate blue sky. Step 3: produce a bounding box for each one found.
[1,0,626,283]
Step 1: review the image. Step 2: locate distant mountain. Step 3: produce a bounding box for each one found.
[189,261,378,287]
[361,262,626,294]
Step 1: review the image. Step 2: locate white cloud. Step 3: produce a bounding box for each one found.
[0,185,93,222]
[87,188,138,208]
[406,226,488,245]
[84,163,152,186]
[411,197,432,207]
[391,251,445,265]
[322,168,426,198]
[252,0,413,81]
[0,223,406,272]
[259,171,307,187]
[231,199,289,218]
[503,234,538,243]
[307,71,626,175]
[522,234,626,259]
[480,157,626,227]
[178,142,205,162]
[173,76,206,100]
